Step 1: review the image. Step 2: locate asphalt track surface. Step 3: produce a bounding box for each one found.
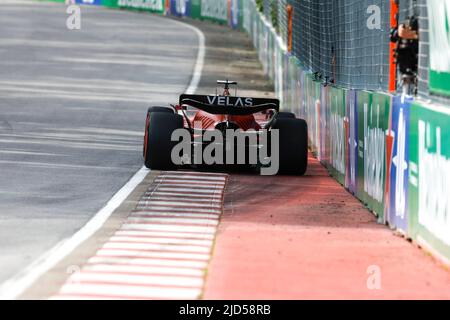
[0,1,198,285]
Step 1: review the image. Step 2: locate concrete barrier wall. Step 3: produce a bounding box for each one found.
[45,0,450,264]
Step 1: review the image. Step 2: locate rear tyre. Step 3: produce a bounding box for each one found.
[143,107,176,157]
[147,106,175,114]
[272,118,308,175]
[277,112,296,119]
[144,112,184,170]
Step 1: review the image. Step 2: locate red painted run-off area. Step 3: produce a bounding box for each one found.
[204,154,450,300]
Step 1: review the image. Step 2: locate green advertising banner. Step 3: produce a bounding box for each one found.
[237,0,244,30]
[102,0,119,8]
[190,0,201,19]
[356,91,390,220]
[329,86,346,185]
[427,0,450,97]
[117,0,165,13]
[408,101,450,260]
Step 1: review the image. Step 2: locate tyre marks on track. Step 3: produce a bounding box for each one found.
[51,171,227,300]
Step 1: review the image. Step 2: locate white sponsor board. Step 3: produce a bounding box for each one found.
[201,0,228,21]
[427,0,450,73]
[330,112,345,175]
[118,0,164,11]
[416,121,450,245]
[364,103,385,203]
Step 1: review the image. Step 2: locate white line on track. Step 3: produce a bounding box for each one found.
[135,206,221,214]
[55,284,201,300]
[136,200,222,208]
[126,217,219,226]
[67,272,203,287]
[95,249,211,261]
[102,242,212,253]
[158,175,226,181]
[167,171,224,176]
[155,183,222,189]
[136,202,221,208]
[145,191,223,199]
[143,196,222,203]
[50,295,128,301]
[87,257,208,269]
[0,17,206,300]
[155,187,222,194]
[133,213,220,220]
[83,264,204,277]
[121,223,217,234]
[114,230,216,240]
[154,178,226,184]
[109,236,213,246]
[131,212,219,219]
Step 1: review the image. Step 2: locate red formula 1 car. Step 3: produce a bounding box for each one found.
[143,80,308,175]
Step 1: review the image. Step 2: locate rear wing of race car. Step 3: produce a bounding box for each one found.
[179,94,279,116]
